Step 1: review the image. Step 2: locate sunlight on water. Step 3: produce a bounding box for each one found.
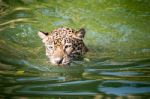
[0,0,150,99]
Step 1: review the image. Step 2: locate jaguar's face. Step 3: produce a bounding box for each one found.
[38,28,88,65]
[45,38,74,65]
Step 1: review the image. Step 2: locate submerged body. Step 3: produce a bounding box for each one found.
[38,27,88,65]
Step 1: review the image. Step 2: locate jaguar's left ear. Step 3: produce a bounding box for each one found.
[75,28,86,39]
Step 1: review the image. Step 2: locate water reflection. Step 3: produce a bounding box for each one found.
[99,80,150,96]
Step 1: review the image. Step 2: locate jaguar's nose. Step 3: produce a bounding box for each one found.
[55,57,63,64]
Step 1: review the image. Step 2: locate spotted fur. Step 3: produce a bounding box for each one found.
[38,27,88,65]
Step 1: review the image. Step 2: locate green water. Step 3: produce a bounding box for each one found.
[0,0,150,98]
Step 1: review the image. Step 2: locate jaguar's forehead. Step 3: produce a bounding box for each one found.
[46,36,73,47]
[53,39,63,47]
[50,27,76,38]
[45,27,84,45]
[53,27,76,34]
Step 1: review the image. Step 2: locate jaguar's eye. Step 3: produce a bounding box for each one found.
[47,45,53,50]
[65,45,72,49]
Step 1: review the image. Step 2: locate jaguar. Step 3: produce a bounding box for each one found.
[38,27,88,65]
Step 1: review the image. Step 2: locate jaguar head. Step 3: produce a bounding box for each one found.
[38,28,88,65]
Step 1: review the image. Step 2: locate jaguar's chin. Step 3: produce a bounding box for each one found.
[62,61,70,65]
[50,59,70,66]
[52,62,70,66]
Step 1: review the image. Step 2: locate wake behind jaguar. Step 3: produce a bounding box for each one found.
[38,27,88,65]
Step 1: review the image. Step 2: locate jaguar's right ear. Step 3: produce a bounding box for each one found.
[38,31,49,43]
[38,31,49,39]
